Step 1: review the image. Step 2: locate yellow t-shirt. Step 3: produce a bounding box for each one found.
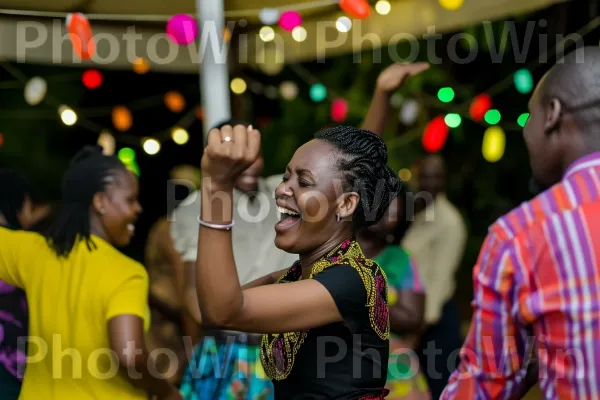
[0,227,150,400]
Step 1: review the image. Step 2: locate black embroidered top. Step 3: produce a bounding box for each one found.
[260,238,390,399]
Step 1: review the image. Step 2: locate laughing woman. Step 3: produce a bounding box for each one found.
[195,125,402,399]
[0,147,181,400]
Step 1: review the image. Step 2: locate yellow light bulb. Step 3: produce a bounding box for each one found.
[143,138,161,155]
[230,78,247,95]
[171,127,189,145]
[375,0,392,15]
[59,105,77,126]
[439,0,464,10]
[482,126,506,163]
[398,168,412,181]
[259,26,275,42]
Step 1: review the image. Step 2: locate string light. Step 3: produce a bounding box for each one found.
[340,0,371,19]
[400,99,419,125]
[422,116,449,152]
[469,94,492,121]
[292,26,307,42]
[439,0,464,10]
[166,14,198,45]
[444,113,462,128]
[82,69,103,89]
[112,106,133,131]
[118,147,136,163]
[336,16,352,32]
[279,11,302,31]
[24,77,47,106]
[58,105,77,126]
[280,81,299,100]
[230,77,247,94]
[171,127,189,145]
[132,57,150,74]
[310,84,327,102]
[484,109,501,125]
[514,68,533,94]
[517,113,530,127]
[331,98,349,122]
[437,87,455,103]
[258,8,280,25]
[165,91,186,113]
[375,0,392,15]
[482,126,506,162]
[398,168,412,181]
[259,26,275,42]
[143,138,161,155]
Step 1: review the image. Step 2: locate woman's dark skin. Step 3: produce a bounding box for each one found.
[196,125,364,333]
[357,196,425,337]
[91,169,181,400]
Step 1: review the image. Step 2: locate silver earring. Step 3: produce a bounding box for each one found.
[336,214,341,223]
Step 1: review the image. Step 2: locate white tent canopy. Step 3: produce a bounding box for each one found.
[0,0,562,133]
[0,0,562,72]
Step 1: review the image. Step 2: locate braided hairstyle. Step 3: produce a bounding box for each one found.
[0,169,35,229]
[314,126,402,228]
[45,145,128,257]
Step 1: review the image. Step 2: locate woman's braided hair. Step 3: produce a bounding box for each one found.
[314,126,402,229]
[45,145,127,257]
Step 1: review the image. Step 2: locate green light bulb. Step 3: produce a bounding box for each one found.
[118,147,136,163]
[484,109,501,125]
[444,113,462,128]
[517,113,530,127]
[437,87,455,103]
[309,84,327,102]
[514,69,533,94]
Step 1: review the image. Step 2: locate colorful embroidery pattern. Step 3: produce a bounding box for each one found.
[259,238,389,381]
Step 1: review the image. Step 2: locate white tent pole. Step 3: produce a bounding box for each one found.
[196,0,231,143]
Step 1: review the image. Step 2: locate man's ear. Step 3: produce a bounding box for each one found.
[544,98,562,136]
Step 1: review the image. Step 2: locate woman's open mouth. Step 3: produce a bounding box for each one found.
[275,206,301,231]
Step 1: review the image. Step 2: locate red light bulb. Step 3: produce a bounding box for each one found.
[469,93,492,121]
[422,116,450,152]
[82,69,103,89]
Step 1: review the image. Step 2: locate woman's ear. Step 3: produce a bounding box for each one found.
[92,192,107,216]
[338,192,359,221]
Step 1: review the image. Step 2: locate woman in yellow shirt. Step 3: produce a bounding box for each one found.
[0,146,181,400]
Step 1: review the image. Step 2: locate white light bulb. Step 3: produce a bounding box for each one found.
[59,105,77,126]
[292,26,307,42]
[336,16,352,33]
[375,0,392,15]
[143,138,161,155]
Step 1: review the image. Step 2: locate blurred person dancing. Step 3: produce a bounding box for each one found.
[0,147,181,400]
[363,63,467,397]
[442,46,600,399]
[172,121,298,400]
[0,169,49,400]
[357,188,430,399]
[195,124,400,398]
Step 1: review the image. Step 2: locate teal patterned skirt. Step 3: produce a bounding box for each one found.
[180,336,274,400]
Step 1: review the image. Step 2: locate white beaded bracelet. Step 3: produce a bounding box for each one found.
[197,216,235,231]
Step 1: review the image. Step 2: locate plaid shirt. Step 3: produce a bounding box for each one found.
[442,152,600,399]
